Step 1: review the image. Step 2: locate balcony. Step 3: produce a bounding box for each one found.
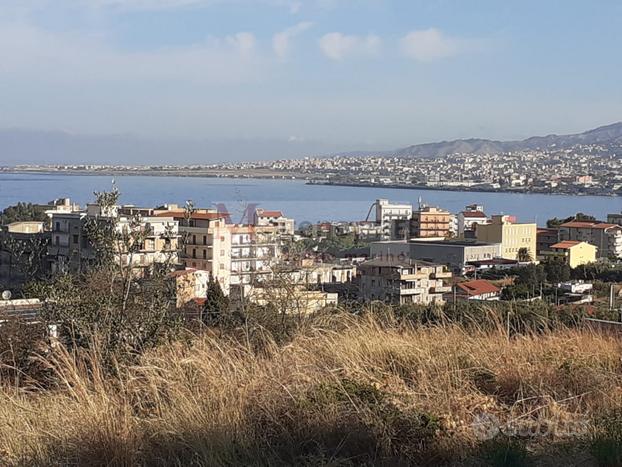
[431,271,452,279]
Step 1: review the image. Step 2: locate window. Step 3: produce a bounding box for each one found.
[55,222,60,231]
[203,235,207,245]
[192,235,196,244]
[202,250,207,259]
[220,249,225,256]
[73,234,79,244]
[55,236,60,246]
[192,249,197,258]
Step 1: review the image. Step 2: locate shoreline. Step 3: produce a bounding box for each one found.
[1,169,619,198]
[306,180,620,198]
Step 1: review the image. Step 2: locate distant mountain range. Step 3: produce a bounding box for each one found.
[387,122,622,158]
[1,122,621,165]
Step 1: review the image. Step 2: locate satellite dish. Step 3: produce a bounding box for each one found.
[1,290,11,300]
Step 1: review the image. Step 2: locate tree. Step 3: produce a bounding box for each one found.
[547,212,597,228]
[29,189,183,367]
[0,202,47,225]
[517,247,533,263]
[202,277,229,325]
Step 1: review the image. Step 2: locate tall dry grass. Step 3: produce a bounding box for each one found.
[1,314,622,465]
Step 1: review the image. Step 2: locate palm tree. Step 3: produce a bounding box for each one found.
[517,247,532,263]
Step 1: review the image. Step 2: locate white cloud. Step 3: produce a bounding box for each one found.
[0,23,260,84]
[318,32,380,60]
[272,21,313,59]
[399,28,461,61]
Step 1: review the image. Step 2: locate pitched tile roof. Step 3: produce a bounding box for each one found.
[456,279,500,296]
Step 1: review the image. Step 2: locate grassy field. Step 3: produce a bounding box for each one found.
[1,314,622,466]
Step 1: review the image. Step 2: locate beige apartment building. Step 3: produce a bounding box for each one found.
[358,258,452,305]
[159,209,281,294]
[410,206,452,238]
[253,208,295,237]
[475,215,537,261]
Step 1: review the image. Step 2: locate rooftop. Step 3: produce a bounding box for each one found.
[456,279,500,296]
[551,240,583,250]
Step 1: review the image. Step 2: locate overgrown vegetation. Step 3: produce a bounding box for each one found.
[1,311,622,465]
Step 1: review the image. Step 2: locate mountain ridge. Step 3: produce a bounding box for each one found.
[385,122,622,158]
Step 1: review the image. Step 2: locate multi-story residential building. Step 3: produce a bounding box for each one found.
[558,221,622,259]
[160,209,281,294]
[375,199,412,240]
[536,228,560,257]
[475,215,537,261]
[48,208,179,275]
[410,206,451,238]
[156,210,232,292]
[370,238,501,273]
[229,224,279,288]
[358,259,452,305]
[457,204,490,238]
[253,208,295,237]
[48,211,89,273]
[546,240,597,268]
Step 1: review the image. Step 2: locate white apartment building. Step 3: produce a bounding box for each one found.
[375,199,412,240]
[253,208,295,237]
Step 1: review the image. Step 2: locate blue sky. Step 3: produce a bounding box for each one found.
[1,0,621,153]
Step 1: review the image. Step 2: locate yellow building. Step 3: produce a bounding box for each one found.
[475,215,537,261]
[549,240,597,268]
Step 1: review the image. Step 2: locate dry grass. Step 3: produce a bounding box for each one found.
[1,315,622,466]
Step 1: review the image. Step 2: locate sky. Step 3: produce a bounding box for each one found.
[0,0,621,160]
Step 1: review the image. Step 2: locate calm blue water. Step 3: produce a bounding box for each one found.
[0,173,620,226]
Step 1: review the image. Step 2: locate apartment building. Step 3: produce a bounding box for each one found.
[253,208,295,237]
[159,208,281,294]
[410,206,452,238]
[48,208,180,275]
[457,204,490,238]
[375,199,412,240]
[536,228,560,257]
[358,258,452,305]
[475,215,537,261]
[370,238,500,273]
[229,224,279,288]
[546,240,597,268]
[156,211,232,291]
[558,221,622,259]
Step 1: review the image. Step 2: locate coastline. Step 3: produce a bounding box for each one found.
[306,180,620,198]
[1,169,619,198]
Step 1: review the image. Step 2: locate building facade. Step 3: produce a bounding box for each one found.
[475,215,537,261]
[547,240,597,268]
[370,238,501,273]
[358,259,452,305]
[375,199,412,240]
[558,221,622,259]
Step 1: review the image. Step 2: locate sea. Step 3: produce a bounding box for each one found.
[0,173,620,227]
